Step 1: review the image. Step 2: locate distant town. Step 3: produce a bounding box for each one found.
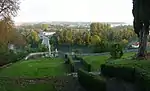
[15,21,132,28]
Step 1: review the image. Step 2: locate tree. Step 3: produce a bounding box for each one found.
[91,35,101,45]
[9,28,27,47]
[90,23,111,41]
[29,30,40,48]
[42,24,49,31]
[132,0,150,58]
[0,0,20,18]
[0,0,20,53]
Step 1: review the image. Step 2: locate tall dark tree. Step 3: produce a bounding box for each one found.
[132,0,150,59]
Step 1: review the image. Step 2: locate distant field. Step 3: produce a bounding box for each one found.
[83,52,136,71]
[0,58,67,78]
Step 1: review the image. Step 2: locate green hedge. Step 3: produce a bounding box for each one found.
[78,69,106,91]
[110,43,123,59]
[64,54,75,72]
[101,60,150,91]
[101,64,135,82]
[0,51,28,66]
[76,57,91,72]
[68,56,75,72]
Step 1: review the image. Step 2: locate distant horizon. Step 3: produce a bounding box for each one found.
[14,21,133,25]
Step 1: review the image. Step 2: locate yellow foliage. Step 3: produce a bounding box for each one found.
[0,17,14,45]
[31,30,39,42]
[122,39,128,44]
[91,35,101,44]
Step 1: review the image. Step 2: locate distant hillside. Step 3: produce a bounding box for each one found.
[15,21,129,26]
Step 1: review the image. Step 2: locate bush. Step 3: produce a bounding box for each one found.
[0,51,28,66]
[80,57,91,72]
[68,56,75,72]
[78,69,106,91]
[74,56,91,72]
[65,54,75,72]
[25,44,48,53]
[38,44,48,52]
[101,64,135,82]
[110,43,123,59]
[101,60,150,91]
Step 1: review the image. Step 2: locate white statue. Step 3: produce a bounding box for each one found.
[41,35,52,57]
[40,31,58,57]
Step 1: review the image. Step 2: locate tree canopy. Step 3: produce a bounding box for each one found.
[0,0,20,18]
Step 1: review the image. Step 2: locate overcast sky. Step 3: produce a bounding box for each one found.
[14,0,133,24]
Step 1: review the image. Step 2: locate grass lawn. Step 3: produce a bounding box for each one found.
[0,58,67,78]
[0,58,68,91]
[83,52,136,71]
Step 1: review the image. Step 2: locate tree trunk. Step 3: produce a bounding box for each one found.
[137,27,148,59]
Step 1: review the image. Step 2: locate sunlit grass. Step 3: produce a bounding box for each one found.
[0,58,67,77]
[83,52,136,71]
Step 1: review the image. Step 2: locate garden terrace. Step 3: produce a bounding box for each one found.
[0,58,68,78]
[83,52,136,71]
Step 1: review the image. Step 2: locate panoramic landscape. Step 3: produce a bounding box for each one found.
[0,0,150,91]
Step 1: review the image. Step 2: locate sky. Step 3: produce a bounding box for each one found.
[14,0,133,24]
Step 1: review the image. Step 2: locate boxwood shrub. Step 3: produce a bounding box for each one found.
[101,60,150,91]
[78,69,106,91]
[76,57,91,72]
[101,64,135,82]
[0,51,28,66]
[65,54,75,72]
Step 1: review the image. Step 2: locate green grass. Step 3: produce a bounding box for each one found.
[0,58,67,78]
[83,52,136,71]
[83,55,110,71]
[0,58,67,91]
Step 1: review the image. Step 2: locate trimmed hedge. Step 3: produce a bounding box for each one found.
[68,56,75,72]
[110,43,123,59]
[78,69,106,91]
[101,60,150,91]
[101,64,135,82]
[0,51,28,66]
[76,57,91,72]
[64,54,75,72]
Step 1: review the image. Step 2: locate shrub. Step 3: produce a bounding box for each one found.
[110,43,123,59]
[101,60,150,91]
[75,56,91,72]
[78,69,106,91]
[101,64,135,82]
[65,55,75,72]
[80,58,91,72]
[68,56,75,72]
[0,51,28,66]
[38,44,48,52]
